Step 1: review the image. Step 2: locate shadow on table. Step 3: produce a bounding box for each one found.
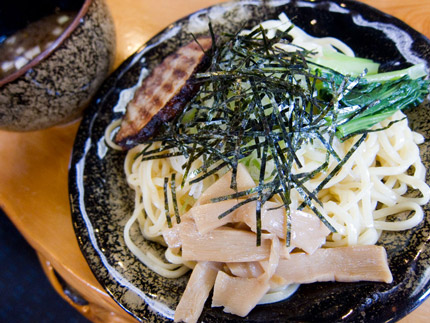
[0,208,90,322]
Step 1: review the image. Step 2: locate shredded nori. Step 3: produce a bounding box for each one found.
[163,177,172,228]
[136,25,429,245]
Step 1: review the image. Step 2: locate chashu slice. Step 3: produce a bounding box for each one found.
[115,36,213,149]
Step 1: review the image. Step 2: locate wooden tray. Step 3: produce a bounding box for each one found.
[1,0,429,321]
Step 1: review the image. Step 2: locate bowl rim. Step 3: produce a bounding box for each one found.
[0,0,92,87]
[68,0,430,322]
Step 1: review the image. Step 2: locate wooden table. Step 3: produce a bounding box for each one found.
[1,0,429,321]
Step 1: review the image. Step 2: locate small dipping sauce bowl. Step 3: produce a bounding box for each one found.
[0,0,116,131]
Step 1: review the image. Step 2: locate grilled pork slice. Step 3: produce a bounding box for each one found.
[275,245,393,284]
[174,261,221,323]
[115,36,213,149]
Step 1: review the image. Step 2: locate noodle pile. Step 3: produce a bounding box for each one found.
[104,12,430,322]
[108,111,429,279]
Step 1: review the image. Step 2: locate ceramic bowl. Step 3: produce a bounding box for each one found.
[69,0,430,322]
[0,0,115,131]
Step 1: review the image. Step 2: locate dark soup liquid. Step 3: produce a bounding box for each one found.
[0,10,77,79]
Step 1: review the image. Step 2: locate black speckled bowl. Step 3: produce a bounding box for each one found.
[0,0,115,131]
[69,0,430,322]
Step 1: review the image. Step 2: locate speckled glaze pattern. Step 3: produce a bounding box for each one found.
[69,0,430,322]
[0,0,115,131]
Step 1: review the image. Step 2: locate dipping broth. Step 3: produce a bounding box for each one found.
[0,10,77,79]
